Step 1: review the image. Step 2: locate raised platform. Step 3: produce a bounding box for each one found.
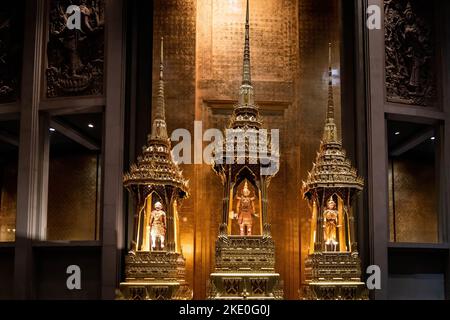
[209,272,283,300]
[302,251,368,300]
[209,235,283,299]
[118,281,192,300]
[215,235,276,272]
[302,281,368,300]
[118,251,192,300]
[305,251,363,281]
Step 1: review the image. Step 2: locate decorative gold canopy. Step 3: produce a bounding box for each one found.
[302,43,364,198]
[123,37,189,195]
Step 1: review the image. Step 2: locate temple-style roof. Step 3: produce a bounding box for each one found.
[123,37,188,195]
[213,0,278,176]
[302,44,364,198]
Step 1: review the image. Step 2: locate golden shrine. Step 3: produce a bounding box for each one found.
[300,44,367,300]
[207,0,283,300]
[118,38,191,300]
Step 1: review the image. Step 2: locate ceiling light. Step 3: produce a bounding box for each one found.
[88,123,94,128]
[431,137,436,141]
[395,131,400,135]
[49,128,55,132]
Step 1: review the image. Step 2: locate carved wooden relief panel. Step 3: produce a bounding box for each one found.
[385,0,437,107]
[46,0,105,98]
[0,2,24,104]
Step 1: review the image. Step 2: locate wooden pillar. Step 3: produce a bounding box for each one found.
[166,195,175,251]
[441,1,450,299]
[37,113,50,241]
[260,176,270,236]
[218,169,231,237]
[349,210,357,252]
[13,0,45,299]
[222,172,230,228]
[101,0,126,300]
[341,0,370,261]
[367,0,389,300]
[317,195,326,252]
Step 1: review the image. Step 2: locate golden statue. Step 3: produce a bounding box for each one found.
[234,181,257,236]
[149,201,166,250]
[323,197,339,251]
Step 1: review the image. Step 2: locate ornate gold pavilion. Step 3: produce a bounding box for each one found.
[118,38,191,300]
[301,44,367,300]
[208,0,283,300]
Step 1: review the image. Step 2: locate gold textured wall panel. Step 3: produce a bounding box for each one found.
[152,0,341,299]
[0,162,18,242]
[47,154,99,241]
[388,158,438,243]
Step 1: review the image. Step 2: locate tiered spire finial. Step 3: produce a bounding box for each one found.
[151,37,168,140]
[322,42,337,142]
[302,42,364,197]
[156,36,165,121]
[242,0,251,85]
[327,43,334,121]
[230,0,261,129]
[124,36,188,194]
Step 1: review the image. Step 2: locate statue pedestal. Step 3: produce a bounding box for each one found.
[302,252,368,300]
[209,272,282,300]
[302,281,367,300]
[118,251,192,300]
[208,236,283,299]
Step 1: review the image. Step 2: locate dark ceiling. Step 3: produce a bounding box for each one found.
[0,112,103,162]
[387,120,437,160]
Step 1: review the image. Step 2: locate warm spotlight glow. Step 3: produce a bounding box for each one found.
[227,0,241,13]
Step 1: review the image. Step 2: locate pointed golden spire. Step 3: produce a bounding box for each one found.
[327,42,334,122]
[150,37,168,141]
[231,0,260,129]
[242,0,251,85]
[302,43,364,205]
[124,37,189,206]
[322,42,337,143]
[156,36,165,121]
